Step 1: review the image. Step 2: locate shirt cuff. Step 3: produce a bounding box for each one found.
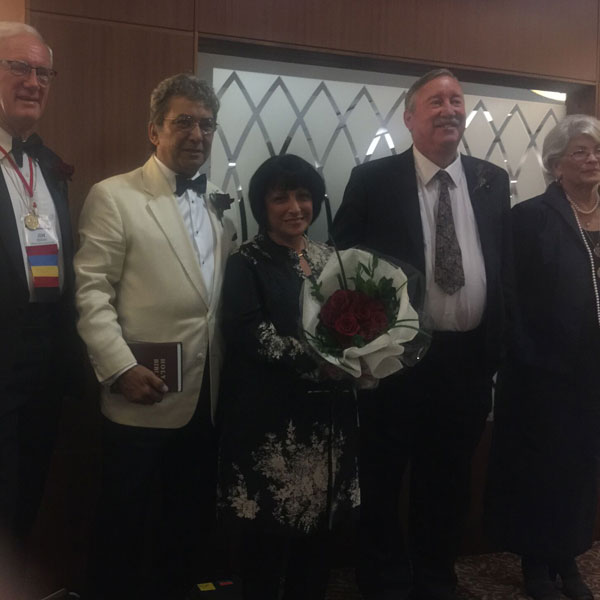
[103,362,138,388]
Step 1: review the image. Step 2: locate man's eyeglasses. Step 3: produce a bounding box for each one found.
[0,59,57,87]
[567,147,600,162]
[164,115,218,135]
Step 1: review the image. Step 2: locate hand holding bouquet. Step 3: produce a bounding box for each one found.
[302,248,428,380]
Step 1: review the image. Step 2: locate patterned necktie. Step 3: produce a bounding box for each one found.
[175,173,207,197]
[11,133,43,168]
[434,170,465,295]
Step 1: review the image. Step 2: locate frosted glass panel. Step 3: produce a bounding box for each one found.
[200,54,566,242]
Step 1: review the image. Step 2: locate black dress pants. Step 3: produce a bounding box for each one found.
[0,303,63,540]
[357,328,493,598]
[0,304,63,596]
[241,530,331,600]
[87,374,219,600]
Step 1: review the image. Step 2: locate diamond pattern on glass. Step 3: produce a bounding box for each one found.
[209,65,565,242]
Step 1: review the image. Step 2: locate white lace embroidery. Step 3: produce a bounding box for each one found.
[224,420,356,532]
[256,321,305,360]
[226,464,261,520]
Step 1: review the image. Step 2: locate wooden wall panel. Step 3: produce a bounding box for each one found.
[29,0,195,31]
[0,0,25,22]
[195,0,598,83]
[29,13,196,224]
[445,0,597,83]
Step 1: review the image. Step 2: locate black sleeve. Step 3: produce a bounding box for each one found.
[330,165,368,250]
[221,252,316,373]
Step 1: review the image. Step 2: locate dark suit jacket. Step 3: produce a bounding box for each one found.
[509,181,599,378]
[331,147,512,376]
[0,143,79,414]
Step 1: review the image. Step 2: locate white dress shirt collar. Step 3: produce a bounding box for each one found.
[152,155,215,302]
[413,145,462,188]
[152,154,202,192]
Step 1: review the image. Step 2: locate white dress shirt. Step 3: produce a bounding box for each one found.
[413,146,486,331]
[154,156,215,301]
[0,126,64,300]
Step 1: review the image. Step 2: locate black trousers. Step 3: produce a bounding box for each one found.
[0,303,63,542]
[0,304,63,596]
[87,372,219,600]
[0,396,60,541]
[240,530,331,600]
[357,328,493,597]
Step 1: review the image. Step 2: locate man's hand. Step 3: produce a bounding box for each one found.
[115,365,168,404]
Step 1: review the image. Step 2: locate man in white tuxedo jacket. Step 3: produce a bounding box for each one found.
[75,74,236,600]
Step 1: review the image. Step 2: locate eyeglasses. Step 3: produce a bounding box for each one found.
[567,147,600,162]
[164,115,218,135]
[0,59,57,87]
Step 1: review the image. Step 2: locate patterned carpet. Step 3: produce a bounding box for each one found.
[325,542,600,599]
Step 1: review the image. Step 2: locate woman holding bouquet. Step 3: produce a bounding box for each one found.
[486,115,600,600]
[217,154,359,600]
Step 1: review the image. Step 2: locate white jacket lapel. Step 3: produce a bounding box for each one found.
[142,158,210,308]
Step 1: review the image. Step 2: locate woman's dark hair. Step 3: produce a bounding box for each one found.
[248,154,325,230]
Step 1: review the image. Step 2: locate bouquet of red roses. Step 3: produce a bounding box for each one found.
[302,248,424,379]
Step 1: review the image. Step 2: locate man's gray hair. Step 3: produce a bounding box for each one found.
[542,114,600,182]
[0,22,52,63]
[149,73,219,125]
[405,68,459,112]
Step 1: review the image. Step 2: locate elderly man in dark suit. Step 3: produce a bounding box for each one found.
[332,69,512,600]
[0,21,77,563]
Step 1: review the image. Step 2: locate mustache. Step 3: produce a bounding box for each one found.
[434,117,463,128]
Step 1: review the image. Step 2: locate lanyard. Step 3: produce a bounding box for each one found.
[0,144,34,197]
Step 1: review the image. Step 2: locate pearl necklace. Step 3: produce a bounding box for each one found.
[568,203,600,328]
[567,194,600,215]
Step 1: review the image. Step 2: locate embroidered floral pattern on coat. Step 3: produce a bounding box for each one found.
[226,421,359,532]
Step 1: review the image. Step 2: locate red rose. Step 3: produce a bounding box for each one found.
[362,309,389,341]
[333,312,360,337]
[320,289,353,327]
[367,297,385,313]
[354,304,371,322]
[328,289,353,311]
[350,291,370,317]
[349,290,368,308]
[319,302,336,328]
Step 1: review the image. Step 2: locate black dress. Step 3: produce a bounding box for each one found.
[217,233,360,537]
[485,182,600,562]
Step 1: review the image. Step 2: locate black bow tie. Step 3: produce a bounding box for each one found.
[175,173,207,197]
[11,133,43,168]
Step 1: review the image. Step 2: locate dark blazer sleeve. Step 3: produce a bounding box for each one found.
[38,146,85,395]
[460,156,514,372]
[493,164,515,367]
[330,165,369,249]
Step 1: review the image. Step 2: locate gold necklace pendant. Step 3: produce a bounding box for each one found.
[24,213,39,230]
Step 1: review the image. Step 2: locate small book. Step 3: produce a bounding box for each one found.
[128,341,183,392]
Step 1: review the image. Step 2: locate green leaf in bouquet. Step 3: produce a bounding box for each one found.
[310,279,325,302]
[351,334,367,348]
[313,323,344,356]
[332,244,348,290]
